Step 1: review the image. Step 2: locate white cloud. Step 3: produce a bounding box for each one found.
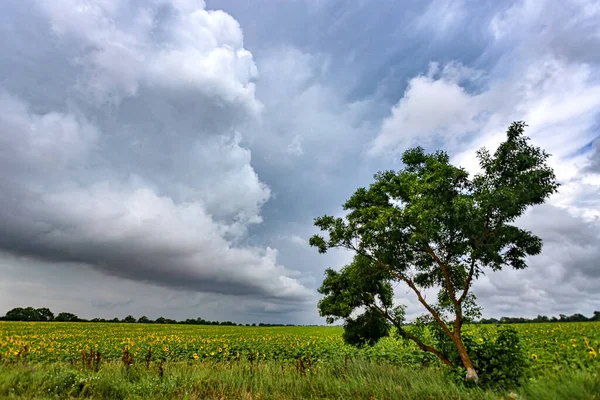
[39,0,260,112]
[368,62,485,155]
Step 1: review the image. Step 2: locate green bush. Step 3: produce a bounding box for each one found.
[467,326,527,389]
[431,324,527,389]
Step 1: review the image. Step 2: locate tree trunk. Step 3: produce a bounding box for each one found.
[453,334,479,382]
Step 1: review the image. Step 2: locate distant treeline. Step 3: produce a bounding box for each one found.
[0,307,297,327]
[3,306,599,326]
[478,311,600,324]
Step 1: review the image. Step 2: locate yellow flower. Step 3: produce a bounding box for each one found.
[193,353,199,360]
[218,347,222,353]
[531,353,538,360]
[210,352,215,356]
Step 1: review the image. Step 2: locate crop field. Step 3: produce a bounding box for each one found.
[2,321,599,374]
[2,321,600,399]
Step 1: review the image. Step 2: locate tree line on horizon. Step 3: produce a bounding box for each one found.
[2,306,599,326]
[479,311,600,324]
[0,307,298,326]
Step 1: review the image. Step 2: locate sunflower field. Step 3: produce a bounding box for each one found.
[1,321,599,375]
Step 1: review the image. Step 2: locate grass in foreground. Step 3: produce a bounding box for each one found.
[1,359,598,400]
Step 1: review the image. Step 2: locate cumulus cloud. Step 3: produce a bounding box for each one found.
[39,0,260,112]
[368,62,486,155]
[0,1,314,306]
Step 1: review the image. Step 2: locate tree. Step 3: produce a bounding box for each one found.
[559,314,568,322]
[4,307,54,321]
[137,316,151,323]
[6,307,35,321]
[122,315,136,323]
[310,122,558,382]
[36,308,54,321]
[55,312,79,322]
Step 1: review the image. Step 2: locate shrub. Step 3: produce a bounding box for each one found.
[431,324,527,389]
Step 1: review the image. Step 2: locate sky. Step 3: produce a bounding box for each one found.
[1,0,599,325]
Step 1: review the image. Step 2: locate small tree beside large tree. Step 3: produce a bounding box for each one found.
[310,122,558,382]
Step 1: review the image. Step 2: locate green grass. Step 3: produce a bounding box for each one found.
[0,359,598,400]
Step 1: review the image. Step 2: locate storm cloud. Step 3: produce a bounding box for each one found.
[0,0,313,309]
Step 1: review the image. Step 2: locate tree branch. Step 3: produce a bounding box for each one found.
[354,248,455,339]
[370,304,454,368]
[424,245,459,306]
[457,256,476,304]
[457,221,492,305]
[424,245,464,334]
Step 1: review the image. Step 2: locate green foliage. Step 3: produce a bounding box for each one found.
[122,315,136,323]
[55,312,79,322]
[470,326,527,389]
[437,326,527,389]
[341,309,391,347]
[4,307,54,322]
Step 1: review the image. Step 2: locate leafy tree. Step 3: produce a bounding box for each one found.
[36,308,54,321]
[567,313,588,322]
[310,122,558,382]
[4,307,54,321]
[559,314,568,322]
[122,315,136,323]
[5,307,40,321]
[137,316,151,323]
[55,312,79,322]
